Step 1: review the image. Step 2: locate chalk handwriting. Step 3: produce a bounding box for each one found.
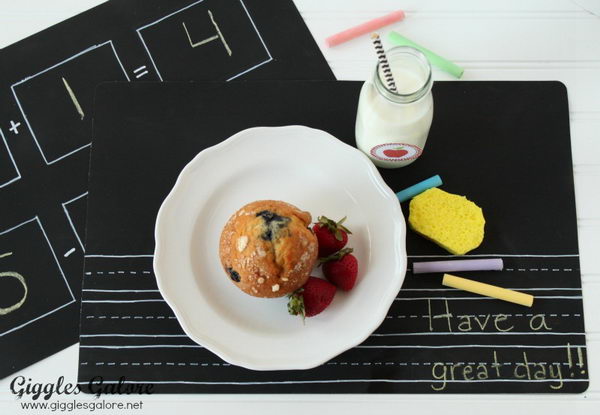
[529,314,552,331]
[431,350,501,391]
[429,348,580,391]
[61,77,84,120]
[0,252,28,315]
[133,66,148,79]
[9,121,21,135]
[426,299,553,332]
[428,299,453,332]
[182,10,232,56]
[513,352,563,390]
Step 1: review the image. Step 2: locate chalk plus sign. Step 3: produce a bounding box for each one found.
[9,120,21,134]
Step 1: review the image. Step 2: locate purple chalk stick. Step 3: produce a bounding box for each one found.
[412,258,504,274]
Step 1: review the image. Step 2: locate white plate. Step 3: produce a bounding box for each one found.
[154,126,406,370]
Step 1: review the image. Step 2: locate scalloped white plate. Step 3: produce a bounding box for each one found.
[154,126,406,370]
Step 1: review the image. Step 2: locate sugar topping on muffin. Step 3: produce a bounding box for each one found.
[219,200,318,298]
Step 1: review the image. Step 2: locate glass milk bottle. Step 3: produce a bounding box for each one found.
[356,46,434,168]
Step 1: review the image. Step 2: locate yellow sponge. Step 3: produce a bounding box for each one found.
[408,188,485,255]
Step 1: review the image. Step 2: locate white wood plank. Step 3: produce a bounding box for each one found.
[578,221,600,275]
[582,281,600,332]
[571,119,600,166]
[569,0,600,16]
[307,17,600,62]
[0,0,100,12]
[586,334,600,391]
[574,168,600,219]
[0,0,103,47]
[294,0,586,13]
[0,0,599,409]
[2,395,600,415]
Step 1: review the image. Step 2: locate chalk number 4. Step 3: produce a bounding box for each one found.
[182,10,232,56]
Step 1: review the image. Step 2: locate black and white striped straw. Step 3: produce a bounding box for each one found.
[371,33,397,93]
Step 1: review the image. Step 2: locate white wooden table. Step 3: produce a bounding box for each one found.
[1,0,599,413]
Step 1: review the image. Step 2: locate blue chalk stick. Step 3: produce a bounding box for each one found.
[396,175,443,202]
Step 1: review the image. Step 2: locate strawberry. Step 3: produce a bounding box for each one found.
[320,248,358,291]
[312,215,352,257]
[287,277,336,320]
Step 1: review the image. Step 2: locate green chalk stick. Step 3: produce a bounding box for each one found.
[388,31,464,78]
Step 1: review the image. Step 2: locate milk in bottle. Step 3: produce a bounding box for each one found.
[355,46,434,168]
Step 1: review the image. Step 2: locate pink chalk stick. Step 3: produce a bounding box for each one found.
[325,10,405,47]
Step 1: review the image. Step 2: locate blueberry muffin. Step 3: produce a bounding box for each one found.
[219,200,318,298]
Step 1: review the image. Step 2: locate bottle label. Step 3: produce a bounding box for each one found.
[370,143,423,162]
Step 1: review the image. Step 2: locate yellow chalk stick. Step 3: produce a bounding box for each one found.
[442,274,534,307]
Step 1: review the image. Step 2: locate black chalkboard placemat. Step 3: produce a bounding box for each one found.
[78,80,588,393]
[0,0,333,378]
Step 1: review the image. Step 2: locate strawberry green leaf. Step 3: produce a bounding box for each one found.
[287,290,306,323]
[336,217,352,235]
[334,229,343,241]
[318,247,354,265]
[316,215,352,236]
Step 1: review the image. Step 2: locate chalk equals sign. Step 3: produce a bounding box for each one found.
[133,65,149,79]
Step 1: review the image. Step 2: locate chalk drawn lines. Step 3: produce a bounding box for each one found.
[85,270,153,275]
[0,128,21,188]
[182,22,218,48]
[61,192,88,251]
[0,217,75,337]
[136,0,268,82]
[0,270,28,316]
[10,41,130,165]
[80,360,578,368]
[209,10,232,56]
[133,65,148,78]
[80,343,586,350]
[0,251,27,315]
[74,378,587,386]
[9,121,21,134]
[61,77,84,120]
